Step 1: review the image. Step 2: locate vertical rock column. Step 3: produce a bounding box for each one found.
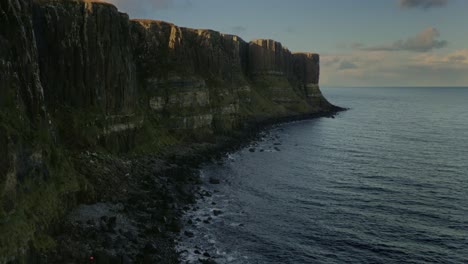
[0,0,46,217]
[33,0,139,150]
[0,0,58,259]
[293,52,332,109]
[248,39,294,76]
[293,52,320,85]
[1,0,45,120]
[247,39,306,112]
[33,0,137,114]
[131,20,251,132]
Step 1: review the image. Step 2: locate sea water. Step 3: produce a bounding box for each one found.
[178,87,468,264]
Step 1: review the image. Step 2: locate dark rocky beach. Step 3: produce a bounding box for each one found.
[43,111,343,264]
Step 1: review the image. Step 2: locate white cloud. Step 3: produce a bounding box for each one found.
[321,49,468,86]
[337,61,358,70]
[362,27,447,52]
[413,49,468,65]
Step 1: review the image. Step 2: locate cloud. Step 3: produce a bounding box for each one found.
[338,61,358,70]
[414,49,468,64]
[399,0,448,9]
[106,0,191,17]
[230,26,247,34]
[362,27,447,52]
[321,56,360,71]
[320,49,468,87]
[336,42,365,50]
[351,43,365,49]
[322,56,341,67]
[448,55,467,63]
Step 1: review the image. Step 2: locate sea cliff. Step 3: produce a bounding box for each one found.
[0,0,340,262]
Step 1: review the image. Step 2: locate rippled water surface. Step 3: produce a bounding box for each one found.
[179,87,468,264]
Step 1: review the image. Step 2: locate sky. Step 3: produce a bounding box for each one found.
[105,0,468,87]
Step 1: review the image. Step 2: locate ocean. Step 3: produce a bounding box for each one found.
[178,87,468,264]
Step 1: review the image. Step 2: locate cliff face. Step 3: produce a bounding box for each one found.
[130,22,334,133]
[0,0,45,120]
[0,0,45,223]
[293,52,320,85]
[0,0,38,222]
[248,39,295,77]
[292,52,330,109]
[0,0,74,259]
[131,20,251,132]
[132,20,249,84]
[31,0,144,151]
[0,0,338,260]
[247,39,322,114]
[33,0,137,114]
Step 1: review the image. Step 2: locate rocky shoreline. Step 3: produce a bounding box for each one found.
[41,109,344,264]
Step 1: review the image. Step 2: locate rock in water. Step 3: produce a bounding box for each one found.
[184,231,194,237]
[213,210,223,216]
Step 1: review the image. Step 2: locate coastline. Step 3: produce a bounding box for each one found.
[1,0,463,261]
[43,107,345,263]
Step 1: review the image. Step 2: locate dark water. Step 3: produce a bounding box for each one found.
[178,87,468,264]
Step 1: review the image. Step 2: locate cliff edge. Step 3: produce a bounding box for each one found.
[0,0,341,261]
